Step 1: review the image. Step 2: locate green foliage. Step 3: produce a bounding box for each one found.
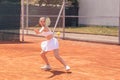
[68,0,78,3]
[30,25,118,36]
[38,0,63,6]
[50,26,118,36]
[67,0,78,7]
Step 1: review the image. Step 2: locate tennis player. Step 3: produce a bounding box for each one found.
[34,17,70,71]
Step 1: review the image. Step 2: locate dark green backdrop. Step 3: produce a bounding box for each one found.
[0,0,21,41]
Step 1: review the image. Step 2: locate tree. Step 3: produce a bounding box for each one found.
[23,0,78,7]
[38,0,62,6]
[67,0,78,7]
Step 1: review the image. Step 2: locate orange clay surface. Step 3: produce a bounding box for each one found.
[0,35,120,80]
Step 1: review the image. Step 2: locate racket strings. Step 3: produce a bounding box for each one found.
[45,17,51,27]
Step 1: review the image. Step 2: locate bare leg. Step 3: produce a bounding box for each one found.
[40,51,50,65]
[53,49,67,66]
[53,49,70,70]
[40,51,51,70]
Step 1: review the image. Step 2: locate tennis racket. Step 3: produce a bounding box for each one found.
[45,17,51,27]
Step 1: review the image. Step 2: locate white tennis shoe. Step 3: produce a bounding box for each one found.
[65,65,70,71]
[41,65,51,70]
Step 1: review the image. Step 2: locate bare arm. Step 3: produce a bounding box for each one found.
[34,27,44,34]
[34,29,40,34]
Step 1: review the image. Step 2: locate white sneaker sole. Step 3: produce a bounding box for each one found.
[65,66,70,71]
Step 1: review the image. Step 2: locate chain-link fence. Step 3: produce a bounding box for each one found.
[21,0,120,44]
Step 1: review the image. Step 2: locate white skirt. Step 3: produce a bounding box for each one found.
[41,37,59,51]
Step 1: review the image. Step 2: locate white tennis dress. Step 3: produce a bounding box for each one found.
[39,28,59,51]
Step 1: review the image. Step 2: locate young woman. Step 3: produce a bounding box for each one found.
[34,17,70,71]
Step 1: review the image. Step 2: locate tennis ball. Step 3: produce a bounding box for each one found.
[56,31,61,35]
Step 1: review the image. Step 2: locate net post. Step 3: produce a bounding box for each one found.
[119,0,120,44]
[26,0,29,34]
[21,0,24,42]
[62,0,65,39]
[118,16,120,45]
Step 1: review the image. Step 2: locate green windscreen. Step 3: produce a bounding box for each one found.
[0,0,21,41]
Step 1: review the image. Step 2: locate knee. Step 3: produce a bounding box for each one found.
[40,51,46,56]
[54,49,59,58]
[54,54,60,59]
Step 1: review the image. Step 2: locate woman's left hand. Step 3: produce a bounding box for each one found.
[34,29,39,34]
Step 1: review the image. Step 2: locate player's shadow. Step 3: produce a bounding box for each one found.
[47,70,72,78]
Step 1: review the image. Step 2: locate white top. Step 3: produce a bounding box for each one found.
[39,27,53,37]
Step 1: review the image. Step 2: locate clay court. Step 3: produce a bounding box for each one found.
[0,35,120,80]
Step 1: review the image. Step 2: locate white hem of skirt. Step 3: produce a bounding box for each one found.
[41,37,59,51]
